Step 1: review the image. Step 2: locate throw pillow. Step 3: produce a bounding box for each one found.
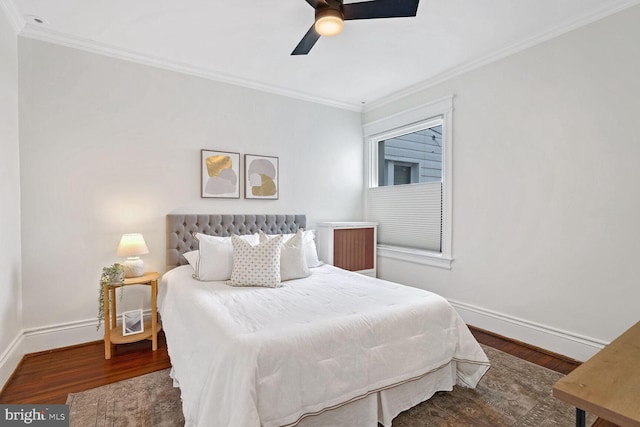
[259,229,310,281]
[228,234,284,288]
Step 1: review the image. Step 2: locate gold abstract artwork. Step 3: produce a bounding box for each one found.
[201,150,240,198]
[246,156,278,199]
[206,155,233,177]
[252,174,277,197]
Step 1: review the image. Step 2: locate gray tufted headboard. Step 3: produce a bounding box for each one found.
[166,214,306,270]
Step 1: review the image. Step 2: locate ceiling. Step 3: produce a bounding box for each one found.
[5,0,639,110]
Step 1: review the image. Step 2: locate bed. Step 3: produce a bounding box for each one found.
[159,214,490,427]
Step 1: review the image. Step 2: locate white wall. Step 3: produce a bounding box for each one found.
[17,38,363,350]
[0,5,23,386]
[9,2,638,377]
[364,6,640,361]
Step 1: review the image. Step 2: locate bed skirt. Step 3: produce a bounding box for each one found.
[175,361,457,427]
[293,361,456,427]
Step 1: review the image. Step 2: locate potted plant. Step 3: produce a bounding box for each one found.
[97,263,125,330]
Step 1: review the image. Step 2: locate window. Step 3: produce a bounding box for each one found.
[392,163,413,185]
[378,125,442,186]
[363,96,452,269]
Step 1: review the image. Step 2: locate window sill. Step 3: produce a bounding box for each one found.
[377,245,453,270]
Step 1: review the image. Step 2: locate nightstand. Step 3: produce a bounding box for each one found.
[316,222,378,277]
[102,271,161,359]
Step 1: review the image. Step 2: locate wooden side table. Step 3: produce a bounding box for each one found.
[103,271,162,359]
[553,321,640,427]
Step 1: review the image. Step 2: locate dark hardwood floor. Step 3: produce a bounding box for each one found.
[0,332,171,404]
[1,326,616,426]
[469,326,581,375]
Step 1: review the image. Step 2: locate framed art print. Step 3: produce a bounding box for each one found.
[122,309,144,336]
[245,154,279,199]
[201,150,241,198]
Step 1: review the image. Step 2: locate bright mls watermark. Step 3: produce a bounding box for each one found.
[0,405,68,426]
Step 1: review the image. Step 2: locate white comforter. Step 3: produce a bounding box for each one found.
[159,265,489,427]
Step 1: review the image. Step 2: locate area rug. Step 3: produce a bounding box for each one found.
[66,345,593,426]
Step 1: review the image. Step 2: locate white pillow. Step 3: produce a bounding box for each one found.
[192,233,259,281]
[228,234,284,288]
[302,229,323,268]
[183,250,199,270]
[259,230,310,281]
[261,229,322,268]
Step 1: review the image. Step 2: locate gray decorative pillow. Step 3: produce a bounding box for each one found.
[228,234,284,288]
[259,229,311,281]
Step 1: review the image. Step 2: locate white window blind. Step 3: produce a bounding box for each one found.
[367,182,442,251]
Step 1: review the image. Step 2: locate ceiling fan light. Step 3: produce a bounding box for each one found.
[315,9,344,37]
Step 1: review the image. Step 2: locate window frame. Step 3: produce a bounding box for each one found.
[363,96,453,269]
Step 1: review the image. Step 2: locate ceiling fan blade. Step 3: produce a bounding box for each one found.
[343,0,419,20]
[304,0,328,9]
[291,25,321,55]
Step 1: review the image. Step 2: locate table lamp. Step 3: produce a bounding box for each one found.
[116,233,149,278]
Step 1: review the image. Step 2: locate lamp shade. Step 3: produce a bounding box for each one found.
[116,233,149,257]
[315,9,344,37]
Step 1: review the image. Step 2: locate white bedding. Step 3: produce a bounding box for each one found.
[159,264,490,427]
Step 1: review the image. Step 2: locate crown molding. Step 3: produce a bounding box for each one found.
[363,0,640,113]
[0,0,25,33]
[18,24,363,113]
[12,0,639,115]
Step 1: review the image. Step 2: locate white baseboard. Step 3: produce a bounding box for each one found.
[450,299,607,362]
[0,332,25,391]
[22,318,105,355]
[22,309,154,354]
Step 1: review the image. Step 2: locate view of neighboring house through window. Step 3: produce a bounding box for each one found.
[378,125,442,186]
[364,96,452,268]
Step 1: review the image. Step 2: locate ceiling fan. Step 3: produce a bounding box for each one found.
[292,0,420,55]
